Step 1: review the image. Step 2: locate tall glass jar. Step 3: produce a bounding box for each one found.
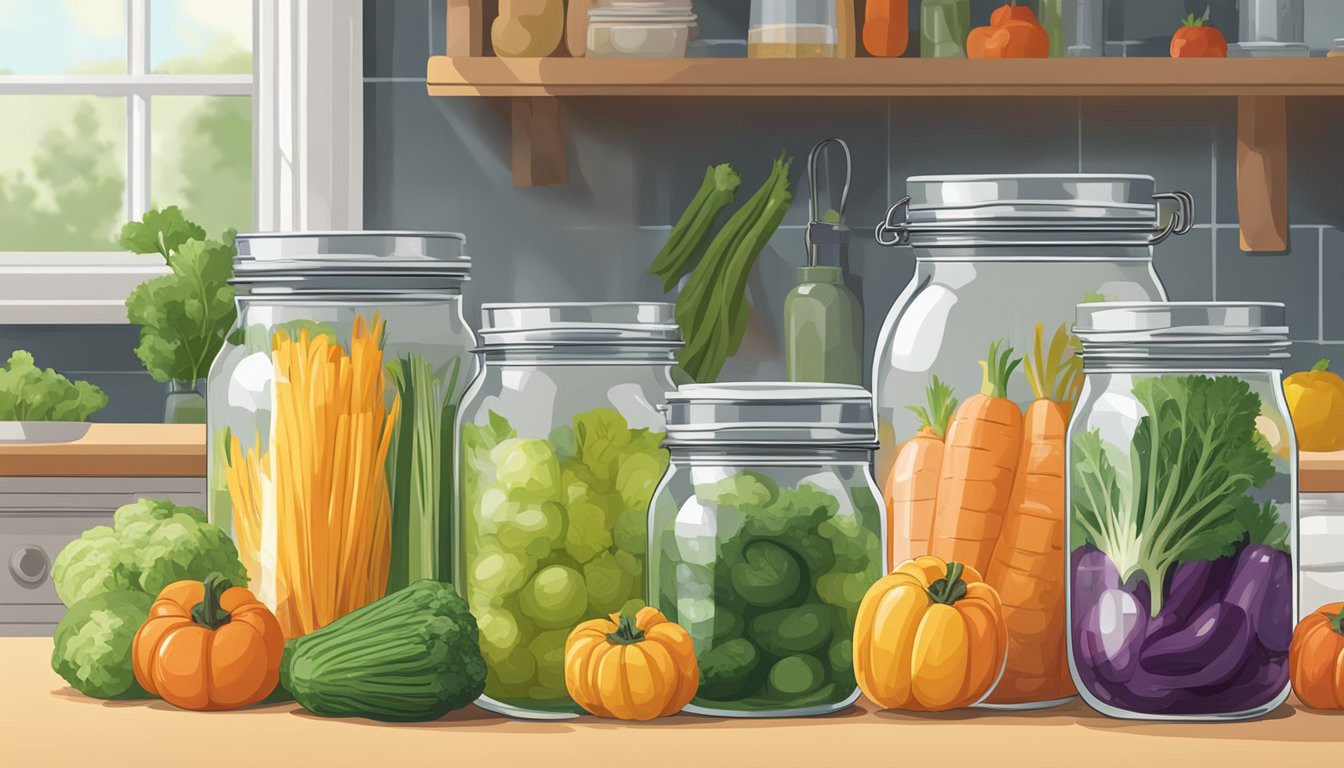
[921,0,970,57]
[456,302,680,719]
[872,175,1189,709]
[207,232,477,639]
[1067,302,1296,721]
[649,383,885,717]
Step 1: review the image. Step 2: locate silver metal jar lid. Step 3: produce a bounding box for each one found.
[232,231,470,282]
[662,382,877,446]
[875,174,1193,248]
[1074,301,1291,363]
[477,302,682,348]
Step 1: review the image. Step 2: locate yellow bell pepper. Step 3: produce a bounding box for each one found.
[853,556,1007,711]
[1285,359,1344,452]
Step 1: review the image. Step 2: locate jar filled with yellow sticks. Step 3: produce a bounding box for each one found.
[207,232,477,639]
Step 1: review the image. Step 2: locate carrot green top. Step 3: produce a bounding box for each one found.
[1023,322,1084,404]
[906,375,958,439]
[978,339,1021,399]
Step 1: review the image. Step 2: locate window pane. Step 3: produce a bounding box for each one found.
[152,96,253,238]
[150,0,251,74]
[0,96,125,250]
[0,1,125,74]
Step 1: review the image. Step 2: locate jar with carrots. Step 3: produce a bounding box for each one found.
[872,175,1192,709]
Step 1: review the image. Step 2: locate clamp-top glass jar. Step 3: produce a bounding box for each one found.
[1067,302,1296,721]
[872,175,1190,709]
[456,302,680,719]
[207,232,476,639]
[648,383,885,717]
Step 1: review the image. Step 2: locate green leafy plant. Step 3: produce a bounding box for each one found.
[0,350,107,421]
[1071,374,1277,616]
[121,208,237,384]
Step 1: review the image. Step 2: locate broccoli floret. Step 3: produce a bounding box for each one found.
[697,638,762,701]
[818,512,882,572]
[51,590,153,699]
[613,505,647,556]
[50,526,135,605]
[695,470,779,508]
[816,570,877,613]
[614,439,668,511]
[52,499,247,606]
[572,407,635,489]
[492,438,564,501]
[564,497,613,563]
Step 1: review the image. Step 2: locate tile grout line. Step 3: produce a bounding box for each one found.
[1076,98,1082,173]
[1209,117,1218,300]
[1320,227,1326,343]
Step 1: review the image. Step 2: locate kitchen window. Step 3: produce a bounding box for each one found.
[0,0,363,324]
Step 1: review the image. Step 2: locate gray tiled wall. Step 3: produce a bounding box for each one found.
[365,0,1344,382]
[8,1,1340,423]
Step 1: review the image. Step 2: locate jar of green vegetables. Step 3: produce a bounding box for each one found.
[649,383,886,717]
[456,302,681,719]
[206,232,476,639]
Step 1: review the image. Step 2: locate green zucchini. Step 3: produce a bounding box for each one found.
[281,580,486,722]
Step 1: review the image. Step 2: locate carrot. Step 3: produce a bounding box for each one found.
[883,376,958,568]
[985,322,1083,705]
[931,340,1023,575]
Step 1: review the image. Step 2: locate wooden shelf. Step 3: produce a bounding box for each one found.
[429,8,1341,249]
[427,56,1344,98]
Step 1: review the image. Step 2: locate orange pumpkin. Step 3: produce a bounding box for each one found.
[967,2,1050,59]
[132,573,284,710]
[853,556,1007,711]
[564,606,699,720]
[1289,602,1344,709]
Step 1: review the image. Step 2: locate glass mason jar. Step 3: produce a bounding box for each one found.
[872,175,1189,709]
[207,232,477,639]
[1067,302,1296,721]
[921,0,970,57]
[649,383,886,717]
[455,302,680,719]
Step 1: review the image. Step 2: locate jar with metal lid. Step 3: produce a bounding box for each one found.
[206,232,477,639]
[1067,302,1296,721]
[872,174,1189,709]
[455,302,680,719]
[648,383,885,717]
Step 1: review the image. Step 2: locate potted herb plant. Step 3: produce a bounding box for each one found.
[0,350,107,442]
[121,207,237,424]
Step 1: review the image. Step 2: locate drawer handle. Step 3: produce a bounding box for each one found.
[10,545,50,587]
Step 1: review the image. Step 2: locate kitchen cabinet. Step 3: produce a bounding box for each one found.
[0,425,205,636]
[429,2,1344,251]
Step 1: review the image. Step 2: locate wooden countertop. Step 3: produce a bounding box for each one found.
[0,424,205,477]
[3,638,1337,767]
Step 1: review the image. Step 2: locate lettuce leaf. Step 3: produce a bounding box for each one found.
[0,350,107,421]
[124,237,236,383]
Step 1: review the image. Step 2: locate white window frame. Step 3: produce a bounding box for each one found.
[0,0,363,325]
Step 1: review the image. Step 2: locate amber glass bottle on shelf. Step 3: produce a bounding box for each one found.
[863,0,909,56]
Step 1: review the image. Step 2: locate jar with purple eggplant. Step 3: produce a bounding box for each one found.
[1067,302,1296,721]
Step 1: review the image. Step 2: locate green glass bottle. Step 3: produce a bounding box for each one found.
[920,0,970,57]
[785,265,862,385]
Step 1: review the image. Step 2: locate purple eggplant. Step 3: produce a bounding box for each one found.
[1075,587,1148,683]
[1146,557,1234,642]
[1139,602,1251,688]
[1225,544,1293,654]
[1188,646,1288,713]
[1072,546,1120,620]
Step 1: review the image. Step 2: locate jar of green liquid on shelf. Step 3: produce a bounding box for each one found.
[921,0,970,57]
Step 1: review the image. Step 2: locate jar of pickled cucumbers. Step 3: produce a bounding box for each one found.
[456,302,680,719]
[872,174,1189,708]
[207,232,477,639]
[1068,302,1296,721]
[648,383,885,717]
